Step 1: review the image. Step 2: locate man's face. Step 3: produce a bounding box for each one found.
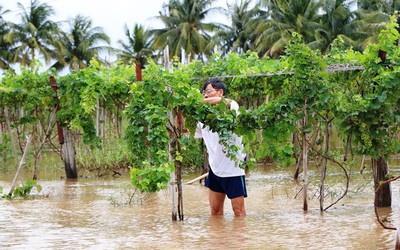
[202,84,223,98]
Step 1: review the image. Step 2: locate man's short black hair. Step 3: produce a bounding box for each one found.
[202,78,226,95]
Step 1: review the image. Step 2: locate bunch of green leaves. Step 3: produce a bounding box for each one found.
[336,15,400,158]
[57,59,135,147]
[1,180,42,199]
[0,63,54,139]
[201,100,244,166]
[177,136,203,171]
[0,62,53,108]
[125,61,202,192]
[125,58,258,191]
[12,180,42,198]
[281,33,327,106]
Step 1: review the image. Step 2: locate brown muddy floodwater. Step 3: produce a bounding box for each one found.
[1,164,399,249]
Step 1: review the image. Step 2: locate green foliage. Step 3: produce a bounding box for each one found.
[130,162,173,193]
[0,135,13,166]
[76,138,131,172]
[202,100,244,164]
[178,136,203,171]
[12,180,42,198]
[1,180,42,199]
[57,59,135,147]
[282,32,327,105]
[200,51,280,108]
[0,64,54,138]
[337,15,400,158]
[125,61,204,192]
[3,17,400,196]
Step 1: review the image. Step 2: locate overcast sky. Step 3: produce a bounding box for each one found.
[2,0,231,48]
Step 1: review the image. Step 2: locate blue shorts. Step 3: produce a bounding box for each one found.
[205,168,247,199]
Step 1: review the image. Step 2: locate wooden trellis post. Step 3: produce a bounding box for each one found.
[164,46,184,221]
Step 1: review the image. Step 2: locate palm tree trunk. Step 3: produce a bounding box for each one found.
[50,76,77,179]
[62,127,77,179]
[372,156,391,207]
[136,63,142,81]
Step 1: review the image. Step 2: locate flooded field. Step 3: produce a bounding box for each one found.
[1,163,399,249]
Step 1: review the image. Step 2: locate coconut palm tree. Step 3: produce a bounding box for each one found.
[152,0,224,61]
[0,5,15,70]
[117,24,153,66]
[255,0,324,58]
[117,23,154,81]
[349,0,390,50]
[51,15,111,71]
[216,0,269,55]
[310,0,355,53]
[356,0,399,12]
[10,0,61,67]
[350,16,388,51]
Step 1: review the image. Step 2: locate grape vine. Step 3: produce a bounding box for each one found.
[2,18,400,204]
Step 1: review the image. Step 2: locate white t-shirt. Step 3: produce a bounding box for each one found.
[195,100,246,177]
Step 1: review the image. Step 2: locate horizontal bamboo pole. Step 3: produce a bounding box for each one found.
[185,172,208,185]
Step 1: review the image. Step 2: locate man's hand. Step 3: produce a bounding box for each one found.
[203,96,231,108]
[203,96,222,105]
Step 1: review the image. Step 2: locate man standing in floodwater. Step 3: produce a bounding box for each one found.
[195,79,247,216]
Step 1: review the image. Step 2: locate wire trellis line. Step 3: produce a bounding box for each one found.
[189,64,365,81]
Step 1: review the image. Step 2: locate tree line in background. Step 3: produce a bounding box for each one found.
[0,0,398,72]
